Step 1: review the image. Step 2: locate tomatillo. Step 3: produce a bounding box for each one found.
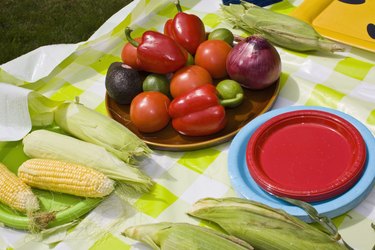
[142,73,170,96]
[216,79,244,108]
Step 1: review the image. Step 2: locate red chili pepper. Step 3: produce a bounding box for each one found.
[164,0,206,55]
[169,84,227,136]
[125,27,187,74]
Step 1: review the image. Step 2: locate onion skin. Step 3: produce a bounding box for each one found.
[226,35,281,90]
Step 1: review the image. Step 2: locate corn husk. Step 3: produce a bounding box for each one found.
[123,222,253,250]
[188,197,347,250]
[221,1,345,53]
[23,129,154,193]
[27,91,63,127]
[54,100,152,164]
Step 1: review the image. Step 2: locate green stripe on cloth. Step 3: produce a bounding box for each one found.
[90,54,121,75]
[134,183,178,218]
[367,109,375,125]
[59,53,79,70]
[334,57,374,81]
[178,148,221,174]
[305,84,345,109]
[270,0,296,15]
[90,233,130,250]
[157,2,176,18]
[202,13,221,29]
[95,101,109,115]
[283,48,309,58]
[330,213,347,228]
[111,14,132,36]
[0,68,27,87]
[33,77,67,94]
[279,72,290,89]
[50,82,84,101]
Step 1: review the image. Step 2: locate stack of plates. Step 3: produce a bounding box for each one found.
[228,106,375,222]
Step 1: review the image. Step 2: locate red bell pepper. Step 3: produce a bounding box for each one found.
[164,0,206,55]
[125,27,187,74]
[169,84,227,136]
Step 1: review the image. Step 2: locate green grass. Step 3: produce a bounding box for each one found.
[0,0,133,64]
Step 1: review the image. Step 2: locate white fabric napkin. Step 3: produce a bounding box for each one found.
[0,83,32,141]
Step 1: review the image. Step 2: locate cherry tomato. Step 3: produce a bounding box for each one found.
[130,91,171,133]
[194,40,232,79]
[170,65,213,98]
[121,37,142,70]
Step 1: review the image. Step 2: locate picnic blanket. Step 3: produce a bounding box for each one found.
[0,0,374,249]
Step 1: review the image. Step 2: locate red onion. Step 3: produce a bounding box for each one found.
[226,35,281,90]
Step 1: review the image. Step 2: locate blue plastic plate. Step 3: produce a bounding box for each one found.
[228,105,375,222]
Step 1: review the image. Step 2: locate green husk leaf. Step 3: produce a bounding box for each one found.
[220,1,345,52]
[188,197,347,250]
[54,100,152,164]
[123,222,254,250]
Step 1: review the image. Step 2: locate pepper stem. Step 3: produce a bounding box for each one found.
[174,0,183,13]
[219,93,244,108]
[125,27,139,47]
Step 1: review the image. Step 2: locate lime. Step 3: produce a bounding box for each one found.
[142,74,170,96]
[208,28,234,46]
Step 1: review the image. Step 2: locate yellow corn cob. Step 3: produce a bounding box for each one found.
[18,159,115,198]
[0,162,39,213]
[23,129,154,193]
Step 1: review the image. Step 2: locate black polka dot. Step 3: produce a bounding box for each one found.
[367,23,375,39]
[339,0,365,4]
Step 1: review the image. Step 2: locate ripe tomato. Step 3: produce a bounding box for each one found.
[130,91,171,133]
[121,37,142,70]
[194,40,232,79]
[170,65,213,98]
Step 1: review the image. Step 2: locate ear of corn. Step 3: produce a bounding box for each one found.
[54,101,152,164]
[123,222,254,250]
[18,159,115,198]
[0,162,39,213]
[188,197,347,250]
[220,1,345,52]
[23,129,154,192]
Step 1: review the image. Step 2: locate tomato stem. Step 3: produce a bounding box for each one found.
[125,27,139,47]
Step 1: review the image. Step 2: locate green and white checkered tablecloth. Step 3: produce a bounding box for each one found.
[0,0,374,249]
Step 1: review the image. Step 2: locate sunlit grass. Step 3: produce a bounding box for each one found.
[0,0,133,64]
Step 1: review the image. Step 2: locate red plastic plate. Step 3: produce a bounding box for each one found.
[246,110,367,202]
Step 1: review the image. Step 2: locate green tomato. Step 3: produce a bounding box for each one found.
[142,74,170,96]
[208,28,234,46]
[216,79,244,108]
